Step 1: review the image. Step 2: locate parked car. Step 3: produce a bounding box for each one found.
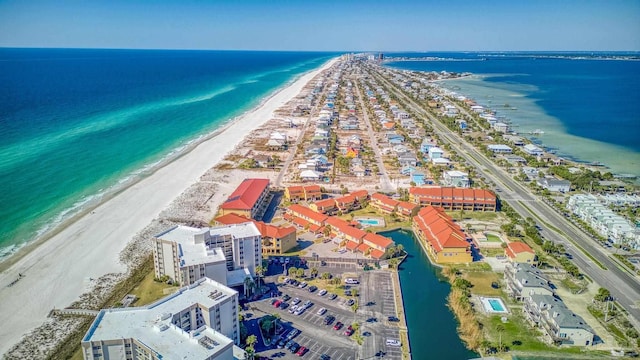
[323,315,335,325]
[328,293,337,300]
[288,305,298,313]
[320,355,330,360]
[308,285,317,293]
[386,339,401,347]
[286,329,300,340]
[292,297,301,305]
[318,289,328,296]
[282,294,291,301]
[273,300,282,308]
[289,342,300,353]
[294,307,305,316]
[279,302,289,310]
[333,321,343,330]
[344,325,354,336]
[316,307,327,315]
[346,299,355,306]
[387,316,399,322]
[296,346,307,356]
[298,282,308,289]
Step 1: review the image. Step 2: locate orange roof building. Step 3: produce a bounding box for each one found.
[505,241,536,264]
[220,178,271,219]
[287,204,328,227]
[310,198,338,215]
[412,206,472,264]
[370,193,399,214]
[409,186,496,212]
[215,213,297,255]
[397,201,420,218]
[284,185,322,202]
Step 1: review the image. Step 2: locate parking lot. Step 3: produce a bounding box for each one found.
[245,266,403,360]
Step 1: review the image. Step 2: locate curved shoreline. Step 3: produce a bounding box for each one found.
[0,57,338,355]
[0,59,326,272]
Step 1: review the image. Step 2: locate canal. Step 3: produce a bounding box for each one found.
[382,229,478,360]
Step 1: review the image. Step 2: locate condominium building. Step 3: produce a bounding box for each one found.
[412,206,472,264]
[409,186,496,211]
[220,178,270,220]
[524,294,595,346]
[154,223,262,287]
[504,262,554,301]
[81,278,241,360]
[214,213,297,255]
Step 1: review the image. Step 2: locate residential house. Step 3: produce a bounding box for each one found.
[488,144,513,154]
[428,147,444,160]
[442,171,470,188]
[300,169,321,182]
[505,242,536,264]
[523,144,544,156]
[537,178,571,193]
[493,122,509,133]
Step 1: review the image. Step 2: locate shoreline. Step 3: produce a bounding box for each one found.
[0,61,326,269]
[0,57,338,355]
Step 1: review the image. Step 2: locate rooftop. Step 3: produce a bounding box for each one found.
[83,278,236,359]
[221,178,270,211]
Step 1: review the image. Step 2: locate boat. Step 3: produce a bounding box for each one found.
[528,129,545,135]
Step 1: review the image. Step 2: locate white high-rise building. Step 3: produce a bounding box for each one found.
[81,278,242,360]
[154,223,262,287]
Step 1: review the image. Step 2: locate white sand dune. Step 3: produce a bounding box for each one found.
[0,58,337,355]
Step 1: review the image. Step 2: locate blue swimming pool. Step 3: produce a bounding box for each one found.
[358,219,380,225]
[489,299,505,312]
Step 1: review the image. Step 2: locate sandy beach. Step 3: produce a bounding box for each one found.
[0,58,337,355]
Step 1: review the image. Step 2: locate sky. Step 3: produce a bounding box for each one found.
[0,0,639,51]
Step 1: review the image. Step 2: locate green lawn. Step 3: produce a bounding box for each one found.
[130,270,174,306]
[463,271,502,296]
[485,233,502,242]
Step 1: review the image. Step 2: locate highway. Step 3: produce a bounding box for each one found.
[367,65,640,329]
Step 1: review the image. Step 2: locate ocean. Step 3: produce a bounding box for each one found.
[0,48,335,259]
[385,52,640,178]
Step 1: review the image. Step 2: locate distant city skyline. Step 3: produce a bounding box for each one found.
[1,0,639,51]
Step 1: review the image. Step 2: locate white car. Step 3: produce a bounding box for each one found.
[291,297,301,305]
[294,307,305,316]
[318,289,328,296]
[386,339,401,347]
[316,307,327,315]
[288,305,298,313]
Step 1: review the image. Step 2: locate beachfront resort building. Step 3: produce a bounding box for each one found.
[504,262,554,301]
[409,186,497,211]
[81,278,242,360]
[219,178,270,220]
[154,223,261,287]
[524,294,596,346]
[214,213,297,255]
[412,206,472,264]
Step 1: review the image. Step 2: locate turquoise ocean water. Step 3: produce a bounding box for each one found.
[0,48,334,259]
[385,52,640,179]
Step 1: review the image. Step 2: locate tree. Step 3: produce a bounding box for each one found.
[594,287,612,302]
[296,268,305,278]
[255,265,265,288]
[496,324,505,352]
[243,277,254,297]
[288,266,298,277]
[323,224,332,237]
[321,272,332,283]
[310,267,318,278]
[246,334,257,348]
[388,258,399,269]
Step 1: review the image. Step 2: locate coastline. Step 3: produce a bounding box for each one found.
[0,57,338,355]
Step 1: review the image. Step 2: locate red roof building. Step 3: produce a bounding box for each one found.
[215,213,297,255]
[310,198,338,215]
[370,193,399,214]
[505,241,536,264]
[363,232,393,252]
[409,186,496,212]
[287,204,328,226]
[220,178,270,219]
[412,206,472,264]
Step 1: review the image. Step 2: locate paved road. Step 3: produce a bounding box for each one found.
[353,75,393,192]
[368,65,640,329]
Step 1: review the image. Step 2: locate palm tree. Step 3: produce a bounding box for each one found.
[310,267,318,278]
[246,334,257,348]
[395,244,404,255]
[388,258,399,270]
[255,265,265,288]
[321,272,331,283]
[243,277,254,297]
[496,324,505,352]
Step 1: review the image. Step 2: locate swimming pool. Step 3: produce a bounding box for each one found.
[481,297,508,313]
[356,217,385,227]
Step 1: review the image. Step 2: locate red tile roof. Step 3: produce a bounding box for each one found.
[221,178,270,210]
[349,190,369,200]
[397,201,419,214]
[215,213,295,239]
[371,193,399,209]
[356,243,370,253]
[409,186,496,204]
[346,241,359,250]
[363,232,393,249]
[314,198,338,209]
[287,204,328,224]
[370,249,385,259]
[304,185,322,194]
[413,206,469,251]
[286,185,304,195]
[505,242,534,259]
